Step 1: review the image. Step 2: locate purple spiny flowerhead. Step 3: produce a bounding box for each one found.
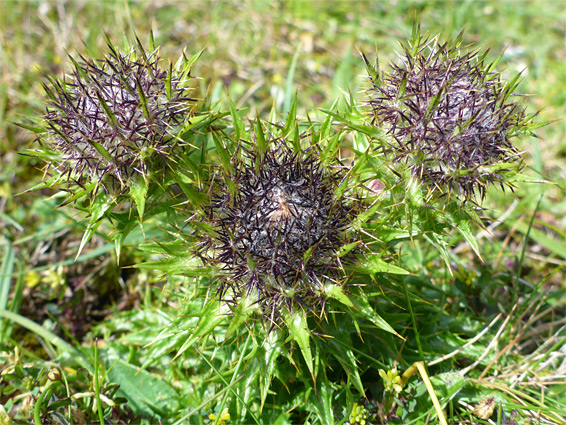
[200,141,358,322]
[367,31,528,201]
[43,43,195,190]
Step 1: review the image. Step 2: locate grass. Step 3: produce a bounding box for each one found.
[1,1,565,424]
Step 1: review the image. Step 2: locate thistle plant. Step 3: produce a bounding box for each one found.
[365,27,532,202]
[16,20,557,425]
[199,133,360,323]
[42,39,196,192]
[26,38,208,257]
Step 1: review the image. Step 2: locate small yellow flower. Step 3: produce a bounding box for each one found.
[209,407,230,425]
[25,271,41,288]
[349,403,368,425]
[379,367,403,394]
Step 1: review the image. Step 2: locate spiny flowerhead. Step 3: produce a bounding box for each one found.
[201,139,359,323]
[42,41,195,191]
[367,29,529,202]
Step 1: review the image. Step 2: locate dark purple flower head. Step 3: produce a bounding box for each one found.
[43,43,195,190]
[367,31,528,201]
[200,140,358,322]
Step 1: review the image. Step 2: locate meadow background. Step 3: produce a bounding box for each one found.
[0,1,565,424]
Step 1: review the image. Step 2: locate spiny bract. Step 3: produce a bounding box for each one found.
[43,42,195,190]
[201,140,358,322]
[367,30,528,201]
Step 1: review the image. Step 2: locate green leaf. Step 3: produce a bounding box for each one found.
[283,308,314,379]
[227,95,244,141]
[456,220,482,261]
[283,43,301,114]
[13,121,48,134]
[129,174,148,219]
[212,131,234,174]
[135,255,210,276]
[326,330,364,396]
[76,192,114,259]
[255,115,267,161]
[94,91,121,132]
[136,77,151,122]
[106,358,179,417]
[312,378,335,425]
[259,332,283,410]
[356,255,410,276]
[178,48,205,82]
[348,290,399,336]
[324,284,353,308]
[0,242,16,341]
[283,92,297,139]
[85,138,113,163]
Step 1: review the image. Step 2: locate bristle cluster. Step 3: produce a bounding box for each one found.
[202,142,357,322]
[44,45,195,189]
[368,34,527,201]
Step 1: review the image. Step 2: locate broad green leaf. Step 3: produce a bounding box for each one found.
[106,358,179,417]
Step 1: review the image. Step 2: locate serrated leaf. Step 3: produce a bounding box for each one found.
[312,378,334,425]
[406,175,424,206]
[283,308,314,379]
[424,233,452,273]
[350,291,399,336]
[357,255,410,276]
[324,284,353,307]
[135,255,211,276]
[351,201,381,231]
[260,332,283,410]
[319,109,385,139]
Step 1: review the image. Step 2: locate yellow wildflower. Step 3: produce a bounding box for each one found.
[379,367,403,394]
[209,407,230,425]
